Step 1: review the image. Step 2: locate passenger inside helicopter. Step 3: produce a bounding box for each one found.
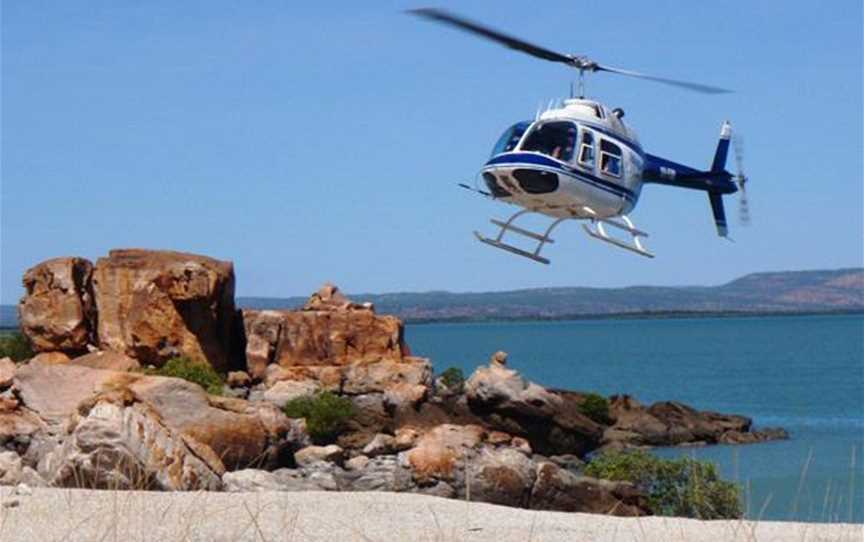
[520,121,577,162]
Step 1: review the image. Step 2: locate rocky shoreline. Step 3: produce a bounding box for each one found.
[1,249,788,516]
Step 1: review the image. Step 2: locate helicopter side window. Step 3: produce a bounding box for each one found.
[578,130,595,169]
[519,121,578,162]
[600,139,623,177]
[490,121,530,157]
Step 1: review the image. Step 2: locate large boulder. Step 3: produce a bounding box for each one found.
[602,396,765,449]
[91,249,238,371]
[42,390,224,490]
[242,284,408,376]
[18,257,95,354]
[464,355,602,455]
[530,462,649,516]
[13,363,308,471]
[70,350,141,372]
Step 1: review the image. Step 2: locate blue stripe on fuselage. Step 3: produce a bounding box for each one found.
[485,152,636,201]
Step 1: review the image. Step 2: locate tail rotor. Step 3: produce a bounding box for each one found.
[733,135,750,225]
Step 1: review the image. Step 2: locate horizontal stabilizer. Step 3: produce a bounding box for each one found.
[708,192,728,237]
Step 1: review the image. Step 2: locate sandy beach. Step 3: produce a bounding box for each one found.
[0,488,859,542]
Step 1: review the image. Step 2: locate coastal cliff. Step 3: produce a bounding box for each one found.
[2,249,787,516]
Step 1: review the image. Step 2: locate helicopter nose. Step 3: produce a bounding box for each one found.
[482,172,512,197]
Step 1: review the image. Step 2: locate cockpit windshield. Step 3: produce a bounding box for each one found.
[519,121,578,162]
[490,121,530,157]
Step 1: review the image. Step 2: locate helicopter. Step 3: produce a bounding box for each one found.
[409,8,749,264]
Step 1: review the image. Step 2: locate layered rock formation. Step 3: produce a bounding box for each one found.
[3,362,308,490]
[5,249,788,517]
[19,249,238,371]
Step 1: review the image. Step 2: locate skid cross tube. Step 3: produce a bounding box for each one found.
[474,209,569,265]
[582,214,655,258]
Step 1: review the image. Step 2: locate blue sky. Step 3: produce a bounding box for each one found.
[2,1,862,303]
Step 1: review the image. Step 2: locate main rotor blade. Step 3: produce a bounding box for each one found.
[408,8,577,66]
[594,65,732,94]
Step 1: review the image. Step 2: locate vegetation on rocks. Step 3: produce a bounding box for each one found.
[0,332,34,362]
[578,392,612,425]
[148,356,225,395]
[283,391,354,444]
[585,450,742,519]
[439,366,465,389]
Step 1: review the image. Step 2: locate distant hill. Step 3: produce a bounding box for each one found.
[2,268,861,328]
[238,268,864,322]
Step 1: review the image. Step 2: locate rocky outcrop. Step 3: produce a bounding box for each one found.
[218,421,651,516]
[600,395,789,450]
[464,354,602,456]
[6,250,788,518]
[69,350,141,372]
[242,284,408,379]
[17,249,240,371]
[42,391,224,490]
[91,249,238,371]
[12,363,309,473]
[18,257,95,354]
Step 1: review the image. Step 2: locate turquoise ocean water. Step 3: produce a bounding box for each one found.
[406,314,864,523]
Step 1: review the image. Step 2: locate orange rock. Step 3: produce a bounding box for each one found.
[29,352,71,366]
[91,249,237,371]
[406,424,485,483]
[0,357,15,389]
[18,257,95,353]
[70,350,140,371]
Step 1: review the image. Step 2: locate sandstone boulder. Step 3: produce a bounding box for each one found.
[29,351,71,366]
[42,392,224,490]
[91,249,238,371]
[465,356,602,455]
[530,462,649,516]
[261,380,320,408]
[294,444,343,467]
[14,363,308,470]
[405,424,484,484]
[0,450,22,485]
[242,284,407,375]
[468,447,535,507]
[0,358,15,389]
[70,350,140,372]
[18,257,95,354]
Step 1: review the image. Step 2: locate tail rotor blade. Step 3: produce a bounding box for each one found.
[733,134,750,225]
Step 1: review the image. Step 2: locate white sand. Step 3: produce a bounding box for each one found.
[0,487,859,542]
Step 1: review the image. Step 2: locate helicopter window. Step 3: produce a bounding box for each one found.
[578,130,595,169]
[490,121,530,157]
[519,121,578,162]
[600,139,623,177]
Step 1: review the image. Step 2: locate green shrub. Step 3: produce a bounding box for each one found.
[439,366,465,389]
[585,450,742,519]
[578,392,612,425]
[283,391,354,444]
[0,332,34,362]
[150,356,224,395]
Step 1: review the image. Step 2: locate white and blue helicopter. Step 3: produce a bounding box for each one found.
[410,9,749,264]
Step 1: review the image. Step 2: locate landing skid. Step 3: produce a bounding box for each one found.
[474,208,654,264]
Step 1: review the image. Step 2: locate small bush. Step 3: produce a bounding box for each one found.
[283,391,354,444]
[150,356,224,395]
[439,366,465,389]
[578,392,612,425]
[585,450,742,519]
[0,332,34,362]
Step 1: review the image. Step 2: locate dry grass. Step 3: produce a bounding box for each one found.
[0,487,860,542]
